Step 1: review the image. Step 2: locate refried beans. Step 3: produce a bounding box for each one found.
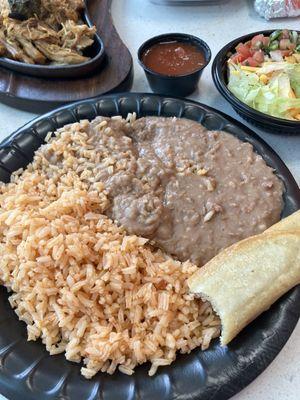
[44,116,284,266]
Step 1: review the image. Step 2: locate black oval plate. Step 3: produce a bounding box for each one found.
[0,93,299,400]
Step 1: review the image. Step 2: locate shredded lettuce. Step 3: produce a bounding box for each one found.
[228,63,300,120]
[289,66,300,98]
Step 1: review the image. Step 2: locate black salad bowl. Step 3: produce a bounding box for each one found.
[212,30,300,134]
[138,33,211,97]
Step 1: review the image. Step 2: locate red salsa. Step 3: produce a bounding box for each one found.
[142,40,205,76]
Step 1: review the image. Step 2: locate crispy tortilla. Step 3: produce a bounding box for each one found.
[188,210,300,346]
[266,210,300,233]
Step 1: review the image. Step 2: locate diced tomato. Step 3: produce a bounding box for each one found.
[262,37,270,47]
[229,30,297,69]
[251,34,264,48]
[281,29,290,39]
[279,38,291,50]
[231,53,244,64]
[242,57,260,67]
[253,50,265,63]
[236,43,252,58]
[281,49,293,57]
[251,34,264,44]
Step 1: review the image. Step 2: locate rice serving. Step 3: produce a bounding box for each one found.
[0,115,220,378]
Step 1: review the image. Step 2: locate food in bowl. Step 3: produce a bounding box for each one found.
[227,29,300,120]
[0,115,283,378]
[0,0,96,64]
[138,33,211,96]
[141,40,206,76]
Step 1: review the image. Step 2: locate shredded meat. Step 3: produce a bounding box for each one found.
[35,40,89,64]
[59,20,95,51]
[14,36,46,64]
[0,0,96,65]
[6,18,60,43]
[0,29,34,62]
[40,0,84,29]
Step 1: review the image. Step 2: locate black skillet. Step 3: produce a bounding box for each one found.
[0,4,105,79]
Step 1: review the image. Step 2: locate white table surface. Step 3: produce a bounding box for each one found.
[0,0,299,399]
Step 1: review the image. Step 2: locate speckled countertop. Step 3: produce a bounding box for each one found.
[0,0,299,399]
